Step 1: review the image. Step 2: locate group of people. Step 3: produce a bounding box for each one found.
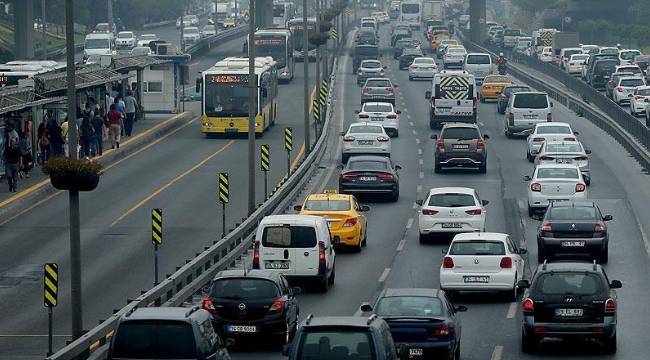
[2,118,33,192]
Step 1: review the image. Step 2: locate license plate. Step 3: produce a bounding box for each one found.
[442,223,462,228]
[265,261,290,269]
[555,308,584,317]
[464,276,489,283]
[453,144,469,149]
[556,159,572,164]
[226,325,257,333]
[359,176,377,181]
[409,348,423,357]
[523,114,537,119]
[371,117,383,121]
[225,128,238,133]
[358,140,374,145]
[561,241,585,247]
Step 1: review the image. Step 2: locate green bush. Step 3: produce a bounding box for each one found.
[43,157,103,177]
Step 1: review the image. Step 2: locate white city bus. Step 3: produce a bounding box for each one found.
[400,0,423,29]
[255,29,295,82]
[287,17,317,62]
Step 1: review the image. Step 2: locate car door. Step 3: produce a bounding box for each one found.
[259,225,297,275]
[354,198,368,240]
[281,276,298,325]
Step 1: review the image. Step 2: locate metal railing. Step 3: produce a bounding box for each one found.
[185,26,247,57]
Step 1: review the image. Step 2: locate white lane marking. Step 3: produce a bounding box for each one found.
[412,129,417,135]
[491,345,504,360]
[413,202,418,209]
[506,302,518,319]
[418,149,423,155]
[416,185,422,193]
[406,114,411,119]
[378,268,391,282]
[409,121,414,126]
[415,138,421,144]
[419,171,424,179]
[401,101,406,106]
[396,239,406,252]
[406,218,414,229]
[419,159,424,165]
[479,121,485,126]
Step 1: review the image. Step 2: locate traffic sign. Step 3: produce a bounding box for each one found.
[218,173,229,204]
[43,263,58,307]
[151,208,162,245]
[284,127,293,151]
[313,100,321,122]
[261,144,270,171]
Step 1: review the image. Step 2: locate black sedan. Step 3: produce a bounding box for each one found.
[497,85,530,114]
[339,155,401,201]
[399,47,424,70]
[537,201,613,263]
[201,269,300,347]
[360,288,467,360]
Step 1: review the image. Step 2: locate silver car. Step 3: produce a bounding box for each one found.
[356,102,400,137]
[357,60,385,85]
[361,78,397,105]
[525,122,577,161]
[342,122,391,163]
[524,164,587,217]
[534,141,592,185]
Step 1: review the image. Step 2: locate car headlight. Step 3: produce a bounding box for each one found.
[202,122,210,127]
[358,71,363,75]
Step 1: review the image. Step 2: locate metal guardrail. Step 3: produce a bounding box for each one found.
[186,26,247,57]
[46,33,343,360]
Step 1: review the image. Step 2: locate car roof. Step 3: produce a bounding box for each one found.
[537,260,603,273]
[260,214,325,225]
[427,187,475,195]
[535,163,581,169]
[366,77,391,82]
[513,91,547,96]
[361,59,380,63]
[213,269,283,281]
[442,122,479,129]
[350,122,383,128]
[619,76,645,81]
[363,101,393,106]
[303,316,376,328]
[413,57,434,61]
[381,288,442,298]
[125,307,206,321]
[347,155,390,162]
[452,232,509,242]
[535,122,570,128]
[548,200,595,208]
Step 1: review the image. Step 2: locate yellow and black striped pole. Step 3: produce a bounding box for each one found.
[331,27,338,41]
[44,263,58,356]
[284,127,293,175]
[319,79,328,106]
[261,144,270,198]
[218,173,229,237]
[151,208,162,285]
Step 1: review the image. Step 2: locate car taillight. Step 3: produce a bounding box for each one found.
[616,87,624,92]
[574,155,588,161]
[522,298,534,312]
[340,173,356,180]
[532,137,545,142]
[541,221,552,232]
[477,139,485,150]
[575,183,586,192]
[605,298,616,313]
[319,241,326,261]
[563,137,576,141]
[385,87,394,92]
[539,155,554,161]
[436,139,445,150]
[635,95,645,100]
[343,218,358,227]
[465,208,482,215]
[377,136,390,142]
[378,173,395,180]
[442,256,454,268]
[608,81,614,87]
[268,298,285,314]
[201,297,218,315]
[363,87,370,93]
[428,325,450,339]
[594,223,606,232]
[531,182,541,192]
[359,114,369,118]
[343,136,355,142]
[546,113,552,121]
[500,257,513,268]
[387,113,397,119]
[252,241,260,269]
[421,209,438,215]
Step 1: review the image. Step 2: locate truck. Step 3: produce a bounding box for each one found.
[551,31,580,59]
[214,2,231,25]
[532,28,558,55]
[422,0,444,24]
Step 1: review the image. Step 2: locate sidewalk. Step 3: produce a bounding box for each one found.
[0,112,195,218]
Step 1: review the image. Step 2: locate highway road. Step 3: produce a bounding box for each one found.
[0,20,321,359]
[224,23,650,360]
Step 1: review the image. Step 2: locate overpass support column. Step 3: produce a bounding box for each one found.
[469,0,486,44]
[14,0,35,59]
[255,0,273,28]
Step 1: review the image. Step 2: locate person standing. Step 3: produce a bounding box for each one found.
[91,108,105,156]
[46,115,64,157]
[2,122,21,192]
[79,115,94,158]
[37,120,50,164]
[107,104,123,149]
[123,91,138,136]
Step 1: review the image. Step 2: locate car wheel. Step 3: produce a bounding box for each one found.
[527,205,534,218]
[328,265,336,285]
[526,152,534,162]
[393,129,399,137]
[354,233,363,252]
[409,76,413,80]
[480,96,485,103]
[631,108,636,117]
[419,232,428,244]
[505,128,512,138]
[603,334,617,354]
[434,162,442,173]
[342,154,349,163]
[504,280,518,302]
[479,161,487,174]
[537,248,545,264]
[319,273,330,292]
[361,230,367,247]
[390,188,399,202]
[585,176,591,186]
[454,344,460,360]
[600,248,609,264]
[521,330,536,353]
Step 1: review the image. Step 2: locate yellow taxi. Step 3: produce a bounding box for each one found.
[479,74,512,102]
[295,190,369,251]
[430,30,450,51]
[223,18,237,28]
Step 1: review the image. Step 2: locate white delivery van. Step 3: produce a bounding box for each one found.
[425,70,477,129]
[463,53,493,84]
[253,215,336,291]
[84,33,114,60]
[504,92,553,137]
[400,0,422,29]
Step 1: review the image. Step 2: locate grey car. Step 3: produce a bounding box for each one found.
[357,60,386,85]
[361,78,397,105]
[432,123,489,173]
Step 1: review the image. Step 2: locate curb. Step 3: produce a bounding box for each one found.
[0,112,195,225]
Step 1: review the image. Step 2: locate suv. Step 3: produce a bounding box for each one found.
[357,60,385,86]
[504,92,553,137]
[201,270,300,346]
[362,78,397,105]
[519,261,622,354]
[283,314,406,359]
[537,201,613,263]
[353,45,379,73]
[432,123,489,173]
[588,59,619,89]
[426,70,478,129]
[108,307,231,360]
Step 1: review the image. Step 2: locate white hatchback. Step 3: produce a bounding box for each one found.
[408,57,437,80]
[525,122,577,161]
[440,232,526,300]
[566,54,589,75]
[525,164,587,217]
[417,187,488,242]
[612,76,646,105]
[356,102,400,137]
[630,86,650,117]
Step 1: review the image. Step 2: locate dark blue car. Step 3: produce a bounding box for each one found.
[360,288,466,360]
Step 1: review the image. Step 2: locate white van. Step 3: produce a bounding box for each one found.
[400,0,422,29]
[463,53,493,84]
[504,91,553,137]
[425,70,477,129]
[253,215,336,291]
[84,33,114,60]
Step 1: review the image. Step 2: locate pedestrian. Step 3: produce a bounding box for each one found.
[18,132,32,178]
[2,122,21,192]
[113,97,126,136]
[37,120,49,164]
[46,115,64,157]
[79,115,94,158]
[107,104,123,149]
[123,91,138,136]
[91,108,105,156]
[61,116,70,156]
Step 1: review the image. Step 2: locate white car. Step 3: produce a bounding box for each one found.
[115,31,136,48]
[176,16,192,28]
[612,76,646,105]
[408,57,437,80]
[201,24,217,38]
[342,122,391,163]
[539,47,553,62]
[615,64,643,77]
[581,44,599,54]
[525,122,577,161]
[504,92,553,137]
[463,53,493,84]
[630,85,650,116]
[443,46,467,69]
[137,34,158,48]
[566,54,589,75]
[357,102,400,137]
[534,141,591,185]
[525,164,587,217]
[559,47,583,70]
[182,27,201,45]
[619,49,642,66]
[440,232,526,300]
[417,187,489,242]
[130,46,152,56]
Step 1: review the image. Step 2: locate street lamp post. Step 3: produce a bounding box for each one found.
[248,0,256,215]
[303,0,310,153]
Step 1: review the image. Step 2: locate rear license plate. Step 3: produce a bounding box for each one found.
[265,261,290,269]
[556,159,572,164]
[561,241,585,247]
[359,176,377,181]
[225,128,238,133]
[453,144,470,149]
[358,140,374,145]
[409,348,423,357]
[442,223,462,228]
[226,325,257,333]
[555,308,584,317]
[523,114,537,119]
[371,117,383,121]
[464,276,489,283]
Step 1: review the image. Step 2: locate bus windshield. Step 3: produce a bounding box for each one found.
[255,36,287,68]
[289,22,316,50]
[205,76,253,117]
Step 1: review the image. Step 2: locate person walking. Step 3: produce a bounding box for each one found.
[91,108,105,156]
[46,115,64,157]
[107,104,123,149]
[79,115,94,158]
[123,91,138,136]
[2,122,21,192]
[37,120,49,164]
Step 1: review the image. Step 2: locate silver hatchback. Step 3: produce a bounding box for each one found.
[361,78,397,105]
[342,122,391,163]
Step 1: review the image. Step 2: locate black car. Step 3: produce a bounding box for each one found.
[339,155,401,201]
[432,123,489,173]
[519,260,622,354]
[360,288,466,360]
[398,47,424,70]
[201,270,300,346]
[588,59,619,89]
[497,85,531,114]
[353,44,379,73]
[356,28,377,45]
[537,201,613,263]
[393,38,417,59]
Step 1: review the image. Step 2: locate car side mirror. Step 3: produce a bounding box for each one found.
[398,344,410,360]
[425,90,432,99]
[603,214,613,221]
[518,248,528,255]
[415,199,423,206]
[201,285,210,295]
[360,205,370,212]
[395,165,402,170]
[282,344,291,356]
[383,65,388,69]
[585,149,592,154]
[517,279,530,289]
[226,338,236,347]
[332,237,341,247]
[293,205,303,211]
[292,286,302,295]
[482,200,490,206]
[523,175,532,181]
[573,131,579,135]
[610,280,623,289]
[550,102,554,107]
[455,305,468,312]
[355,110,360,114]
[430,134,438,139]
[340,131,346,136]
[360,302,373,312]
[396,110,402,114]
[483,134,490,139]
[337,163,344,169]
[441,247,448,254]
[393,84,399,88]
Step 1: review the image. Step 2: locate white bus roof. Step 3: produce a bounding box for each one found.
[255,29,291,35]
[204,57,277,75]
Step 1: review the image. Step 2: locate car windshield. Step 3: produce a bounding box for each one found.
[349,125,384,134]
[356,47,379,57]
[262,226,317,248]
[396,39,413,47]
[298,331,376,360]
[375,296,444,317]
[203,25,215,31]
[210,278,279,299]
[449,241,506,255]
[547,206,598,220]
[111,321,196,359]
[545,143,583,153]
[536,168,579,179]
[447,48,465,54]
[185,28,199,34]
[427,193,475,207]
[563,50,582,58]
[401,3,419,13]
[571,55,589,61]
[636,88,650,95]
[363,103,393,112]
[85,39,110,49]
[442,127,479,139]
[131,48,150,55]
[348,160,388,171]
[118,32,133,38]
[537,126,571,134]
[504,29,520,36]
[362,61,381,68]
[141,35,156,40]
[441,40,458,46]
[535,272,603,296]
[485,75,510,83]
[621,50,641,60]
[600,48,618,55]
[619,67,641,73]
[513,94,548,109]
[466,54,490,64]
[620,78,645,87]
[403,49,422,56]
[304,199,351,211]
[365,79,390,87]
[504,86,530,95]
[595,60,618,72]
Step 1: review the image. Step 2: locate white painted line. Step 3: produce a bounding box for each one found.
[479,121,485,126]
[419,159,424,165]
[419,171,424,179]
[418,149,423,155]
[506,302,518,319]
[412,129,417,135]
[406,218,414,229]
[396,239,406,252]
[409,121,414,126]
[413,202,418,209]
[406,114,411,119]
[415,138,421,144]
[491,346,504,360]
[378,268,391,283]
[416,185,422,193]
